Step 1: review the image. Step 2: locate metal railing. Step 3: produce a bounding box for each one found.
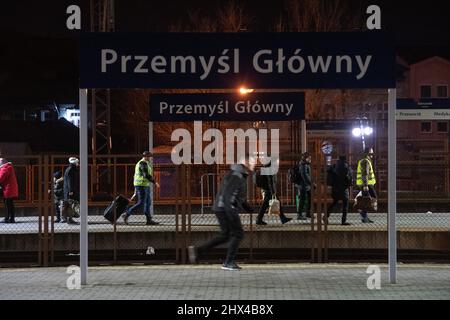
[200,173,217,216]
[4,157,450,209]
[1,153,450,267]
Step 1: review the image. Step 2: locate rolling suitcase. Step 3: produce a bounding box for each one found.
[103,195,129,223]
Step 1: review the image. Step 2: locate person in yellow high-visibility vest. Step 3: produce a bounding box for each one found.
[356,147,376,223]
[122,151,160,225]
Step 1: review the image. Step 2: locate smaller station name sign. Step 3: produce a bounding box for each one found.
[396,98,450,120]
[149,92,305,122]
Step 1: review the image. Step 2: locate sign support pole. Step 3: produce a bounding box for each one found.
[149,121,154,216]
[301,120,307,153]
[79,88,89,285]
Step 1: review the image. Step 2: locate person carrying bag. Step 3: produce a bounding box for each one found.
[254,159,292,225]
[354,190,377,212]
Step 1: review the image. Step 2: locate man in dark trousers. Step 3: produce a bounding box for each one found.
[356,147,376,223]
[122,151,160,225]
[188,160,255,271]
[62,157,80,225]
[326,155,353,225]
[51,171,64,223]
[255,160,292,225]
[296,152,315,220]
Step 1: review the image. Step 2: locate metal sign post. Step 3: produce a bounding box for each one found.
[79,89,89,285]
[388,88,397,284]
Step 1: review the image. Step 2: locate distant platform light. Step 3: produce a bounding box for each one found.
[352,127,362,137]
[364,127,373,135]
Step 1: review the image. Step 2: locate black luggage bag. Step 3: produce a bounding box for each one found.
[103,195,129,223]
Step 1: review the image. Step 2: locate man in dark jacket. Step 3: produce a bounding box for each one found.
[256,160,292,225]
[296,152,315,220]
[188,161,255,271]
[62,157,80,224]
[326,156,353,225]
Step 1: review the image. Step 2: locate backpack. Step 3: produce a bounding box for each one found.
[330,164,353,188]
[343,167,353,188]
[288,165,302,184]
[253,168,270,190]
[337,163,353,188]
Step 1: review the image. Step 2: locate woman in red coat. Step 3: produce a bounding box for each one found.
[0,158,19,223]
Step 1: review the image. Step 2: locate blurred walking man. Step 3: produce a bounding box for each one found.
[188,158,255,271]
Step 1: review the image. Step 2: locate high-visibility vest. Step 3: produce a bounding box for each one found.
[133,159,152,187]
[356,158,376,186]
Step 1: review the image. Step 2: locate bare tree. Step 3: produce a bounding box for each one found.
[114,1,253,153]
[281,0,362,32]
[275,0,366,120]
[217,0,252,32]
[171,0,252,32]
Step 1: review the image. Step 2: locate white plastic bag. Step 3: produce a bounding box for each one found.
[268,197,281,215]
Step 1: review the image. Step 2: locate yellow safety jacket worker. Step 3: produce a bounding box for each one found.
[356,157,376,186]
[133,159,153,187]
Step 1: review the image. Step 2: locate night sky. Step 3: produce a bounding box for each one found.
[1,0,450,105]
[1,0,449,45]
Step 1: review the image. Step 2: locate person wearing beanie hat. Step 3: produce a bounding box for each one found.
[69,157,79,165]
[122,151,160,225]
[61,157,80,224]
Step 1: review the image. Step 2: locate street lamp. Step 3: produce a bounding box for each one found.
[352,116,373,150]
[238,87,261,127]
[239,87,254,94]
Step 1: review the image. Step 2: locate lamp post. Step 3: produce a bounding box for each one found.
[352,116,373,150]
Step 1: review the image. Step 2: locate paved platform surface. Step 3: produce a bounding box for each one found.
[0,264,449,300]
[1,212,450,234]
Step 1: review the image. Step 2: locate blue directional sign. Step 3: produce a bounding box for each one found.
[396,98,450,120]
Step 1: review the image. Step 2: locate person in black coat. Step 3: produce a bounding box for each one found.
[188,162,255,271]
[326,155,353,225]
[296,152,315,220]
[62,157,80,224]
[256,161,292,225]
